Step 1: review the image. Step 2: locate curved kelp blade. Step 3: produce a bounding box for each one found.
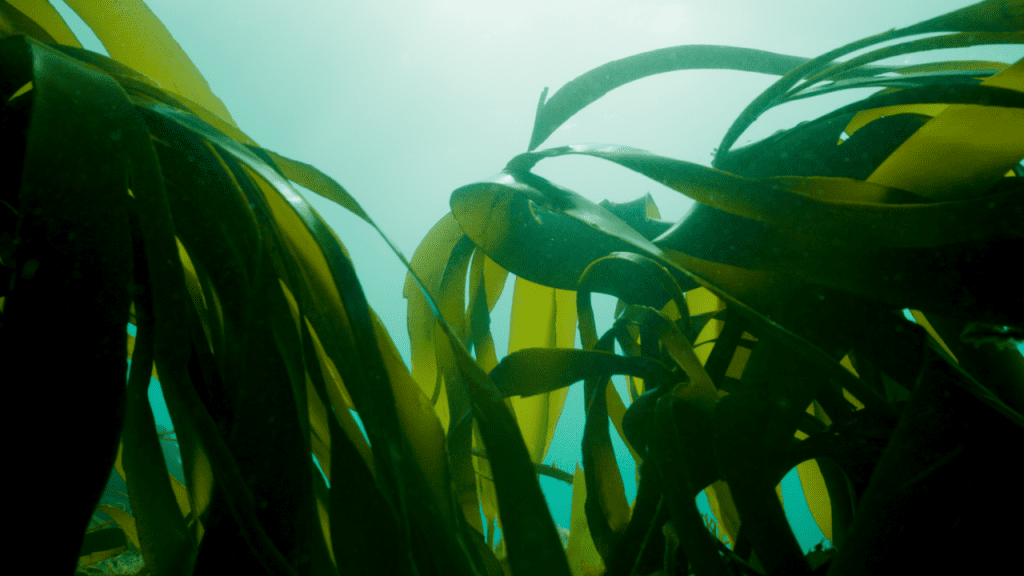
[0,1,74,46]
[713,393,811,576]
[782,405,899,548]
[451,160,901,418]
[512,144,1023,250]
[261,149,374,226]
[507,144,1024,326]
[489,347,674,398]
[901,0,1024,35]
[790,31,1021,98]
[785,65,1015,104]
[449,170,664,293]
[145,109,344,576]
[579,329,633,564]
[0,35,162,575]
[576,252,692,333]
[430,233,477,408]
[404,213,470,426]
[503,274,579,469]
[778,29,1022,112]
[564,465,606,576]
[146,101,475,574]
[648,393,731,576]
[715,83,1024,183]
[715,0,1024,161]
[4,23,468,573]
[574,254,693,472]
[616,312,721,493]
[125,111,311,576]
[447,413,506,576]
[122,301,198,576]
[526,45,898,151]
[63,0,239,131]
[436,316,573,576]
[867,57,1024,201]
[465,246,509,372]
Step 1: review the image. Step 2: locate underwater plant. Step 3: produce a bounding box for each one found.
[1,1,1022,575]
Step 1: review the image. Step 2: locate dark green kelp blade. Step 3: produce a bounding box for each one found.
[527,45,897,151]
[436,316,573,576]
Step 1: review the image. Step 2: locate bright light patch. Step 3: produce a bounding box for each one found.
[647,3,688,35]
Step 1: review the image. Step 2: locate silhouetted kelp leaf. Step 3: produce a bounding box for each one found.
[0,34,195,576]
[489,347,673,398]
[3,22,476,576]
[404,213,469,409]
[527,44,899,151]
[597,193,671,241]
[789,31,1021,99]
[716,0,1024,162]
[476,142,1024,327]
[441,9,1023,569]
[649,393,732,576]
[454,154,911,409]
[576,328,631,564]
[575,252,691,334]
[512,143,1023,250]
[130,105,326,576]
[401,215,514,561]
[437,315,573,576]
[146,101,475,575]
[559,465,607,576]
[789,65,1015,102]
[903,0,1024,34]
[714,393,812,576]
[448,170,647,292]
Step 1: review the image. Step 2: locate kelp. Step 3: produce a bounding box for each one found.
[1,1,1022,576]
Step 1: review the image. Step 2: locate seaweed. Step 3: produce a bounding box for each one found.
[1,1,1022,575]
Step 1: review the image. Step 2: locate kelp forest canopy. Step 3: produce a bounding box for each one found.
[0,1,1022,576]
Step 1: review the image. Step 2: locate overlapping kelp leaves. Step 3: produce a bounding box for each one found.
[1,1,1022,576]
[414,1,1024,575]
[2,2,474,575]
